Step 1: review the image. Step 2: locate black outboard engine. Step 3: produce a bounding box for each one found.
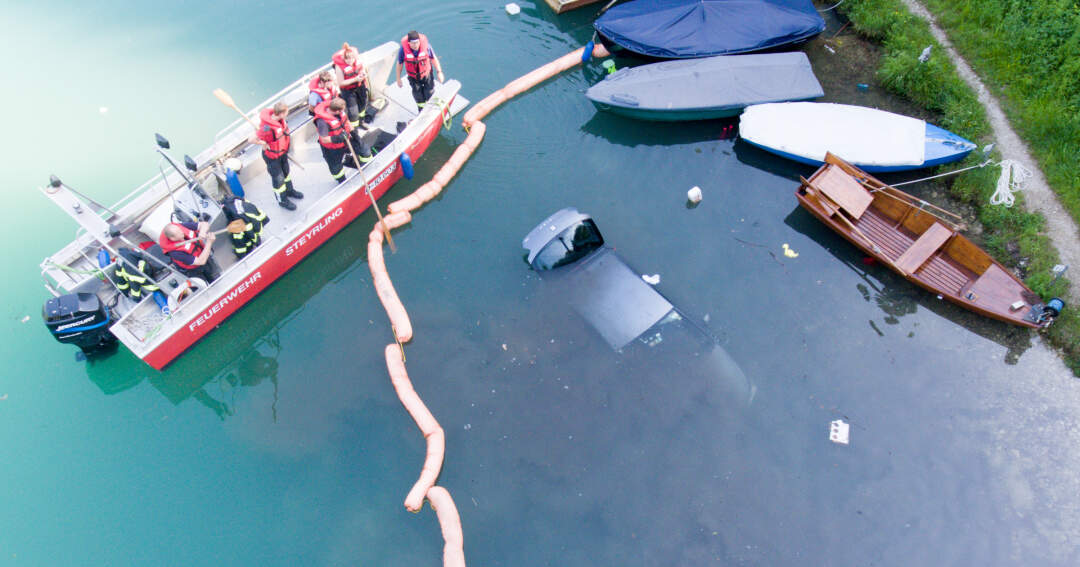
[42,293,117,356]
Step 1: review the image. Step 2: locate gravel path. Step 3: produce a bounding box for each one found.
[902,0,1080,299]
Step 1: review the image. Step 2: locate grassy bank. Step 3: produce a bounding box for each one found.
[838,0,1080,374]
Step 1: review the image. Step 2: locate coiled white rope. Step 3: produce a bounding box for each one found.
[990,159,1033,207]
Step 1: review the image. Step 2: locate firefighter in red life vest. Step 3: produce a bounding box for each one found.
[307,70,339,115]
[395,30,444,108]
[313,97,372,183]
[332,42,371,130]
[159,221,218,282]
[249,101,303,211]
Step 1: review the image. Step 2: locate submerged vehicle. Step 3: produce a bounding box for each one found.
[522,208,755,404]
[585,52,823,121]
[40,41,468,369]
[796,153,1063,328]
[594,0,825,59]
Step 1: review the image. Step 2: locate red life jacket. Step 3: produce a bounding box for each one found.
[313,100,350,149]
[400,34,432,80]
[308,75,338,106]
[332,49,365,91]
[256,108,290,159]
[158,223,204,270]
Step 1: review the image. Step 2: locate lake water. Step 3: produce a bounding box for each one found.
[4,1,1080,565]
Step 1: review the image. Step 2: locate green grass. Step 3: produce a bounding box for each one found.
[840,0,1080,375]
[919,0,1080,220]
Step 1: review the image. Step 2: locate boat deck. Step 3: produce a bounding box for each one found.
[853,207,975,296]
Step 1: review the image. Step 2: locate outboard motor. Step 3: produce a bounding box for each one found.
[42,293,116,356]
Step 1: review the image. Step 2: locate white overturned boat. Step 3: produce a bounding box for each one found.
[739,102,976,172]
[586,52,823,121]
[40,41,468,369]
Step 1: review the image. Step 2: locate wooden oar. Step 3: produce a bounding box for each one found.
[861,180,965,227]
[172,219,248,246]
[212,88,305,170]
[342,131,396,253]
[801,177,908,276]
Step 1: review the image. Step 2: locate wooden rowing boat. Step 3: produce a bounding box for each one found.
[795,153,1059,328]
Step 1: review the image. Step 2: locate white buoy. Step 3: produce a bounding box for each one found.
[98,106,108,114]
[505,3,520,15]
[642,274,660,285]
[687,186,702,203]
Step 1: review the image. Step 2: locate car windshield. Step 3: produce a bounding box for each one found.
[532,219,604,270]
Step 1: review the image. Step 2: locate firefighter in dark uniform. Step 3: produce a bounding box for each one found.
[221,196,268,258]
[251,101,303,211]
[332,42,370,129]
[114,248,161,301]
[394,30,444,108]
[313,97,372,184]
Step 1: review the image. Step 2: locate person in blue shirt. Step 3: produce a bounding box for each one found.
[394,30,444,108]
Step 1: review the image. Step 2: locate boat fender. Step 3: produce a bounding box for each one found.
[167,277,207,312]
[400,152,414,180]
[97,249,111,268]
[153,290,171,315]
[582,40,595,62]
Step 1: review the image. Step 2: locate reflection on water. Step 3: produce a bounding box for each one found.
[82,219,371,418]
[784,207,1033,363]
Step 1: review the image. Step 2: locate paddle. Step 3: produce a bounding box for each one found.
[172,219,248,246]
[342,131,396,253]
[212,88,305,170]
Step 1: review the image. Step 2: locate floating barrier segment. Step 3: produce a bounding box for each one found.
[384,344,445,512]
[427,486,466,567]
[462,43,609,128]
[365,43,611,567]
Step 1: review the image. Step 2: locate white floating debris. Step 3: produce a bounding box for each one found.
[782,243,799,258]
[687,186,703,203]
[501,343,507,351]
[20,315,30,323]
[642,274,661,285]
[829,419,850,445]
[99,106,109,114]
[505,3,520,15]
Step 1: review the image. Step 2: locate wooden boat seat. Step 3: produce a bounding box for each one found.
[815,165,873,219]
[966,264,1024,306]
[895,222,952,274]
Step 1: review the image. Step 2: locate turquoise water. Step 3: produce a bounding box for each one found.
[4,1,1080,565]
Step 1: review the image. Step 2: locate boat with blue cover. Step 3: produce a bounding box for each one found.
[585,52,823,121]
[739,102,977,172]
[593,0,825,59]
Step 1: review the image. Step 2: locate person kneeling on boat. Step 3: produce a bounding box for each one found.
[308,70,339,116]
[113,248,162,301]
[221,196,268,259]
[332,42,370,129]
[314,98,372,184]
[395,30,444,108]
[249,101,303,211]
[159,221,219,283]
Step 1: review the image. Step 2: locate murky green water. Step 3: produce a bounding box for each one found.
[4,1,1080,565]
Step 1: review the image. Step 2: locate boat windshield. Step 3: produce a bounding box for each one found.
[531,219,604,270]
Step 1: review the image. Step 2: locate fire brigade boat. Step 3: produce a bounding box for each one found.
[40,41,467,369]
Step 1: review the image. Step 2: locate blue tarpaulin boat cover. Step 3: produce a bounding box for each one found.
[594,0,826,59]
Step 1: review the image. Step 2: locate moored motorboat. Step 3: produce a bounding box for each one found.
[585,52,823,121]
[594,0,825,59]
[40,41,468,369]
[740,102,976,171]
[795,153,1063,328]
